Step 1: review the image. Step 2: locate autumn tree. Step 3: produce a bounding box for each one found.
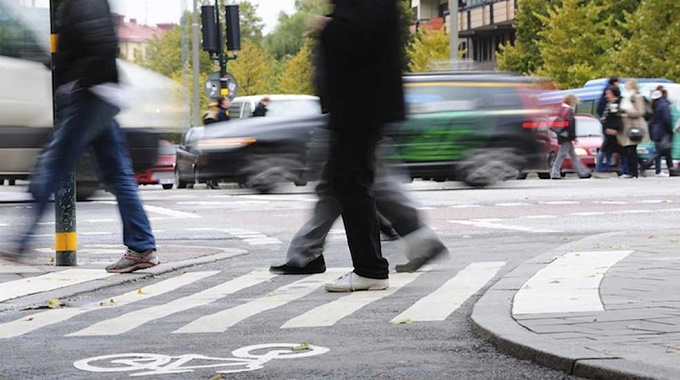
[535,0,615,89]
[263,0,330,60]
[228,41,277,96]
[407,28,450,73]
[277,44,314,95]
[611,0,680,82]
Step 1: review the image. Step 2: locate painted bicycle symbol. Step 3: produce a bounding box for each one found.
[73,343,330,377]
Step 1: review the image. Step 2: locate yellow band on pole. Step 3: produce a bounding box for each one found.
[50,34,58,53]
[55,232,77,252]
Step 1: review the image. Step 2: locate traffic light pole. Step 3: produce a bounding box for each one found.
[50,0,77,266]
[214,0,228,97]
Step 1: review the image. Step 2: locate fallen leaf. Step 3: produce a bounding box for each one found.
[26,317,34,321]
[462,235,471,239]
[647,235,655,239]
[49,257,55,264]
[209,374,224,380]
[560,237,570,241]
[549,280,561,284]
[180,270,188,275]
[291,342,310,351]
[666,347,680,354]
[394,318,413,325]
[626,324,638,329]
[47,299,61,309]
[137,288,143,295]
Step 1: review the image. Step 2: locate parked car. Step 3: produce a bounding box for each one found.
[176,72,547,192]
[228,95,320,119]
[135,140,177,189]
[0,1,186,199]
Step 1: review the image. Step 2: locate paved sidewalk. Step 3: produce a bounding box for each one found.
[472,231,680,380]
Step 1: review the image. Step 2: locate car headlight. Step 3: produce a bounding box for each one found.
[197,137,257,150]
[574,148,588,156]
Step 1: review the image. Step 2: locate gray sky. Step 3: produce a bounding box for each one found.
[27,0,297,35]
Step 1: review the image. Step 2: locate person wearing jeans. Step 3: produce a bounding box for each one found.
[1,0,158,273]
[550,94,591,179]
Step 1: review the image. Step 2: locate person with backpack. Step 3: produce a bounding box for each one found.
[550,94,591,180]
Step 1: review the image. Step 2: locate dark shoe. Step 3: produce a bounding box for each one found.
[269,255,326,274]
[579,173,592,179]
[380,227,400,241]
[207,181,220,189]
[395,244,449,273]
[550,176,562,180]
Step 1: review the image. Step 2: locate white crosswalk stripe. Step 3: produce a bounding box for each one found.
[173,269,350,334]
[390,262,505,323]
[0,262,513,338]
[0,269,115,303]
[281,272,425,329]
[0,271,218,339]
[68,270,275,337]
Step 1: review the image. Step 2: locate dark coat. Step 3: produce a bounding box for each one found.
[554,106,577,144]
[54,0,119,89]
[253,102,267,117]
[649,98,673,141]
[600,99,622,154]
[319,0,405,126]
[216,107,230,122]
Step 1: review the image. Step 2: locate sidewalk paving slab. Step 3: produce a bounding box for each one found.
[472,231,680,380]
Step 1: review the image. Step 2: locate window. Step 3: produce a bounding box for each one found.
[576,118,602,137]
[0,4,47,62]
[265,99,321,117]
[228,102,243,119]
[242,101,253,118]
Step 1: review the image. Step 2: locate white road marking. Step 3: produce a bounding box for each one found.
[183,228,282,245]
[449,205,480,209]
[594,201,628,205]
[539,201,580,205]
[0,269,116,303]
[79,232,113,236]
[281,272,424,329]
[570,212,606,216]
[449,220,559,233]
[69,270,275,336]
[174,269,350,333]
[616,209,653,214]
[84,219,116,223]
[390,262,506,323]
[495,203,531,207]
[636,200,666,204]
[513,251,634,315]
[519,215,558,219]
[0,271,218,339]
[142,204,201,219]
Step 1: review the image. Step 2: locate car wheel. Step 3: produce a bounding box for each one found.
[537,172,551,179]
[459,148,523,188]
[162,184,173,190]
[243,154,305,194]
[516,172,528,180]
[8,179,16,186]
[174,169,187,189]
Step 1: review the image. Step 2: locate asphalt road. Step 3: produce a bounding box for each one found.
[1,175,679,379]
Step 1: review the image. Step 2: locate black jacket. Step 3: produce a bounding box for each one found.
[54,0,119,89]
[649,98,673,141]
[319,0,405,125]
[600,99,622,153]
[553,106,577,144]
[253,102,267,117]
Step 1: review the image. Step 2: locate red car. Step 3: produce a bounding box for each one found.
[530,114,620,178]
[135,140,177,189]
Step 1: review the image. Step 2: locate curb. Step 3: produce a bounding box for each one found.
[1,247,247,312]
[470,232,680,380]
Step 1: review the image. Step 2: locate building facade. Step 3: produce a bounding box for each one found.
[411,0,516,69]
[113,14,174,63]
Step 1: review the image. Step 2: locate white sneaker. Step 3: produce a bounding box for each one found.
[655,172,670,177]
[324,272,389,292]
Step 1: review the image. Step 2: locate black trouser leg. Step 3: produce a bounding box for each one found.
[625,145,639,177]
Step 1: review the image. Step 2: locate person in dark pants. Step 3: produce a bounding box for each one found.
[312,0,405,292]
[252,97,270,117]
[0,0,158,273]
[594,86,623,178]
[642,90,674,176]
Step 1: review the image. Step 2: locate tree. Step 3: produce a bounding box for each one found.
[496,0,554,75]
[263,0,330,60]
[611,0,680,82]
[277,44,314,95]
[407,28,450,73]
[535,0,614,89]
[398,0,415,72]
[228,41,278,95]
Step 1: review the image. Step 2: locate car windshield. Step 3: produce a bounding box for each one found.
[576,118,602,137]
[265,99,321,117]
[404,83,524,114]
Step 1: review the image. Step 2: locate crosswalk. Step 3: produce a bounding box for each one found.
[0,261,508,339]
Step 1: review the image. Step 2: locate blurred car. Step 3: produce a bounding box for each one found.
[526,114,621,178]
[135,140,177,189]
[0,1,186,199]
[228,95,320,119]
[174,96,322,192]
[176,72,546,192]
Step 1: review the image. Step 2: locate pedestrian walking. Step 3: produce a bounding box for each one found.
[312,0,405,292]
[594,85,623,178]
[642,89,674,176]
[550,94,591,179]
[596,76,620,118]
[269,130,449,276]
[595,77,621,174]
[215,95,231,122]
[0,0,158,273]
[618,79,650,178]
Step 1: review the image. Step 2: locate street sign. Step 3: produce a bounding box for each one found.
[205,72,238,100]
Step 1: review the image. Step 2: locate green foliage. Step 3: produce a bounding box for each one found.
[228,40,277,96]
[277,44,315,95]
[263,0,330,60]
[535,0,615,89]
[398,0,414,72]
[611,0,680,82]
[407,28,450,73]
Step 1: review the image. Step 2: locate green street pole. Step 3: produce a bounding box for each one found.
[214,0,228,97]
[50,0,77,266]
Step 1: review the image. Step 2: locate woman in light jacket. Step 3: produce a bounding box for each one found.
[617,79,650,178]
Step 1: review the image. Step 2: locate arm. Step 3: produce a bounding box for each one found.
[662,103,673,135]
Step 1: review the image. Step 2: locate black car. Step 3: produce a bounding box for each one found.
[176,73,546,192]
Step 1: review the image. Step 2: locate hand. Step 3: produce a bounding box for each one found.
[310,16,331,33]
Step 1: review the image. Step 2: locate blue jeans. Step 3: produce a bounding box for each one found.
[595,151,612,172]
[25,88,155,252]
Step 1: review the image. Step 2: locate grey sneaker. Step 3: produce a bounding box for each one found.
[105,248,159,273]
[324,272,389,292]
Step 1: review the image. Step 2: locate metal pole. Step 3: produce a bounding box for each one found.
[214,0,227,96]
[192,0,201,126]
[50,0,77,266]
[449,0,458,62]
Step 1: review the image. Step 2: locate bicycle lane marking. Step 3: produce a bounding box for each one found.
[0,271,219,339]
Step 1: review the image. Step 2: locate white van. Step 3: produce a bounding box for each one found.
[0,0,187,198]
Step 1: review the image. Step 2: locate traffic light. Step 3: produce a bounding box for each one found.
[225,5,241,54]
[201,6,219,54]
